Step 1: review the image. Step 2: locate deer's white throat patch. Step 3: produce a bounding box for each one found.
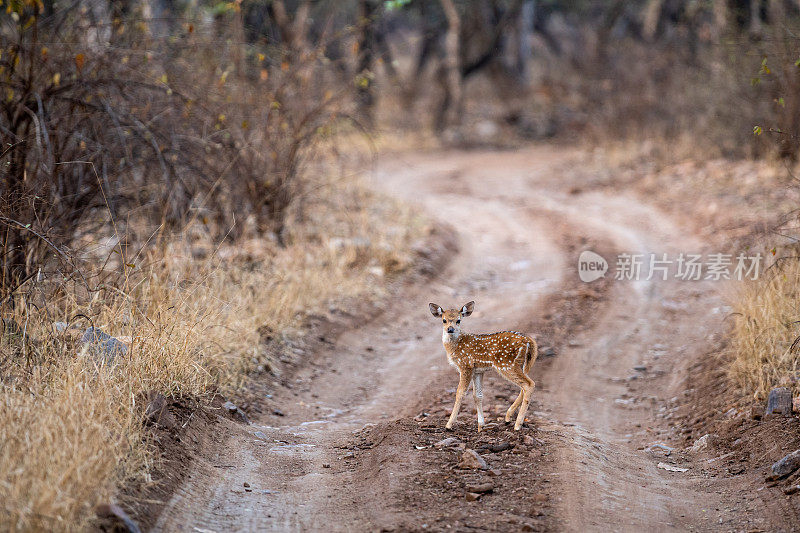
[442,331,459,345]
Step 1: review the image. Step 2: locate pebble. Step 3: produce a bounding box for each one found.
[523,435,544,447]
[465,492,481,502]
[486,442,511,453]
[434,437,462,449]
[646,443,673,456]
[458,449,488,470]
[727,464,745,475]
[690,434,715,453]
[465,482,494,493]
[223,401,250,424]
[657,462,688,473]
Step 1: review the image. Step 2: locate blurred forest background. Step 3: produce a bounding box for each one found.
[2,0,800,296]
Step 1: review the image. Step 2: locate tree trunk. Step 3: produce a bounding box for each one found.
[514,0,535,83]
[292,0,311,51]
[403,3,439,106]
[642,0,664,41]
[375,22,399,86]
[271,0,292,44]
[767,0,785,24]
[750,0,764,37]
[271,0,310,54]
[712,1,729,39]
[439,0,462,130]
[356,0,377,127]
[596,0,625,64]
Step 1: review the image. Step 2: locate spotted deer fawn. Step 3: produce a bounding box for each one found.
[429,301,537,431]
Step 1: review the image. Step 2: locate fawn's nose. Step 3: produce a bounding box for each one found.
[447,326,455,333]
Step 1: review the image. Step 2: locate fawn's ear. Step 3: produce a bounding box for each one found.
[460,301,475,317]
[429,303,444,318]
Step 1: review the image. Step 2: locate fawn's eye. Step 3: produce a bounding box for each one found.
[443,319,446,324]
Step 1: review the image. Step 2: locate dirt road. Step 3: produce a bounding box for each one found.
[152,147,783,532]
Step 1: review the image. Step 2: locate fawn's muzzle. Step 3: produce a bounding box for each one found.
[447,326,455,333]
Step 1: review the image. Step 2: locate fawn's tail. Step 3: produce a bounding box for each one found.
[523,336,538,375]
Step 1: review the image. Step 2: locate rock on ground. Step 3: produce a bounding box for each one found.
[95,503,141,533]
[144,392,177,430]
[81,327,128,364]
[766,387,793,416]
[690,434,716,453]
[223,400,250,424]
[465,482,494,494]
[434,437,463,449]
[771,449,800,479]
[458,449,488,469]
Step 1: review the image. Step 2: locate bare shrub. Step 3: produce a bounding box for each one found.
[0,1,352,302]
[0,2,403,529]
[748,10,800,159]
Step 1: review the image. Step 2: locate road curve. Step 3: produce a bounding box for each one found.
[154,146,735,532]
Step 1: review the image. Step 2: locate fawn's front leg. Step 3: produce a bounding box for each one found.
[446,368,473,430]
[473,371,485,431]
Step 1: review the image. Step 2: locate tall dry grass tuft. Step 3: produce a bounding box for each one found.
[728,259,800,400]
[0,167,425,530]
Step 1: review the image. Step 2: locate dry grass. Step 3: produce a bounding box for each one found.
[728,259,800,401]
[567,143,800,403]
[0,171,425,531]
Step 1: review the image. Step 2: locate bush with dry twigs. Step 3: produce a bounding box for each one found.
[0,168,424,530]
[0,1,424,530]
[0,0,353,302]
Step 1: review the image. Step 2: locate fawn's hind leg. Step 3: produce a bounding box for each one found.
[515,377,535,430]
[505,389,524,422]
[499,367,535,430]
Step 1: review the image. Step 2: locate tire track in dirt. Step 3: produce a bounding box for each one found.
[376,149,730,532]
[154,150,565,532]
[154,146,755,531]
